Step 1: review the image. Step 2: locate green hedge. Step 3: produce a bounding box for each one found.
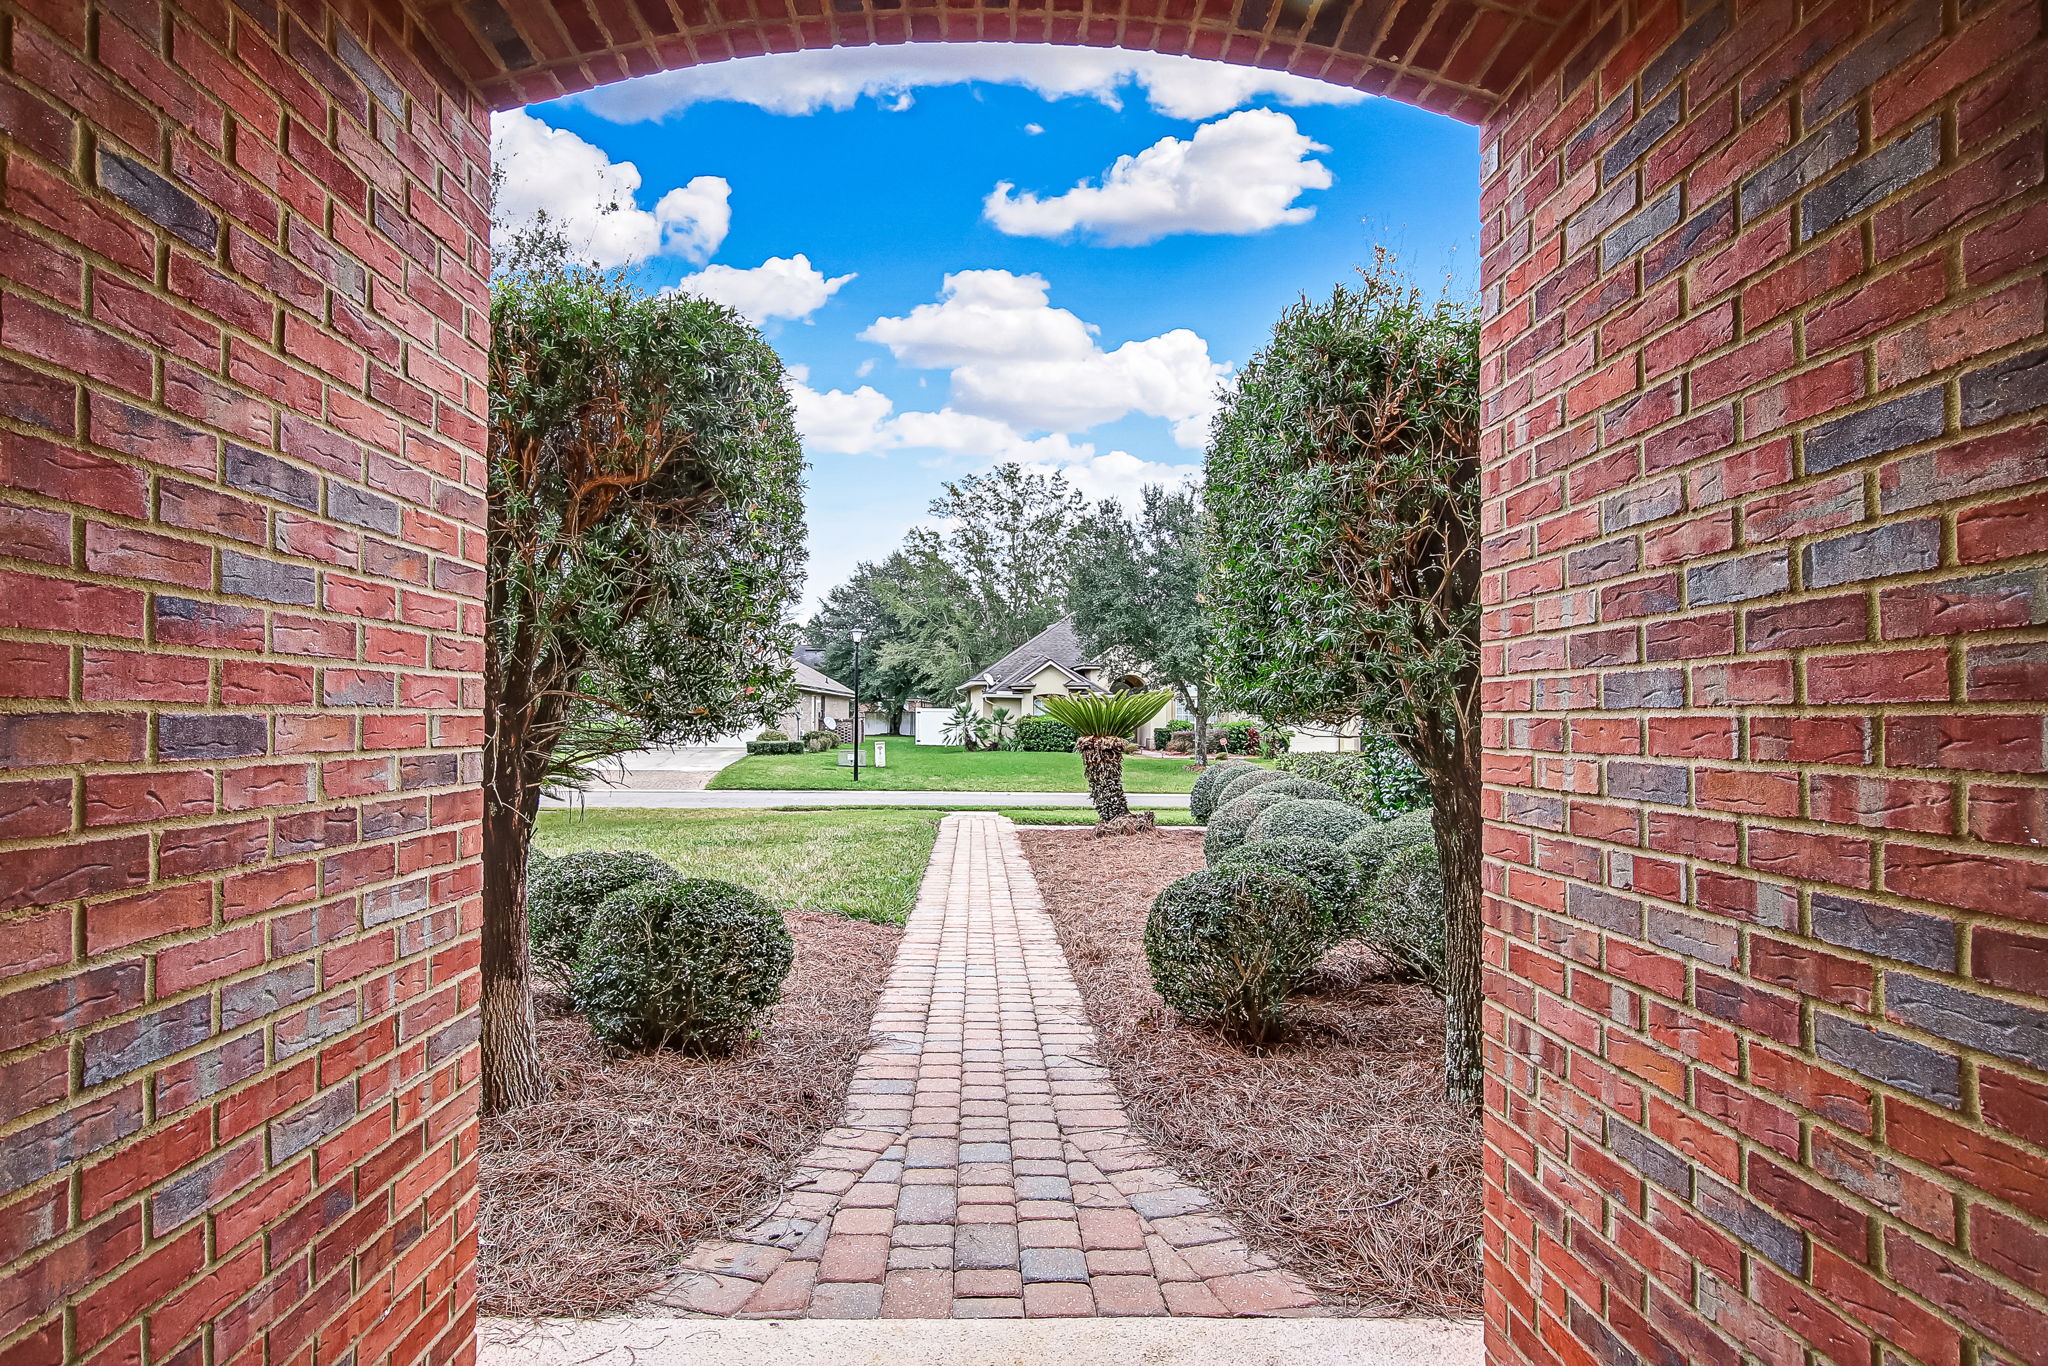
[747,739,804,755]
[1013,717,1078,752]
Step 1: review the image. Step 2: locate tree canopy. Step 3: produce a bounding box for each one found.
[482,245,806,1111]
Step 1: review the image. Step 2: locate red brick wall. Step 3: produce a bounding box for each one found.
[1479,2,2047,1364]
[0,0,491,1361]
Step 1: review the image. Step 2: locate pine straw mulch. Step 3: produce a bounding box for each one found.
[477,909,902,1317]
[1018,828,1482,1317]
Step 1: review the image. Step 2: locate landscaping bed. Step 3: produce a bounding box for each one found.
[477,908,901,1316]
[1018,828,1482,1316]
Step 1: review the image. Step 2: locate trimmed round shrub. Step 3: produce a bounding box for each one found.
[1189,759,1257,823]
[1202,786,1304,862]
[527,849,676,987]
[1214,766,1286,809]
[1362,839,1446,981]
[1144,867,1325,1043]
[1216,836,1363,943]
[1342,807,1435,882]
[1013,716,1079,752]
[801,729,839,752]
[1247,798,1374,847]
[573,877,794,1054]
[756,729,789,742]
[1257,776,1346,805]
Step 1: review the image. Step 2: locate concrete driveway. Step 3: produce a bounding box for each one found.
[578,742,749,792]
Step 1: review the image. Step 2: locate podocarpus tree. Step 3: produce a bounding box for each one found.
[1204,254,1483,1105]
[486,255,805,1112]
[1067,486,1220,765]
[1040,690,1174,824]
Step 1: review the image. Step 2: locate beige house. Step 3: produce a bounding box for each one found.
[952,617,1173,740]
[769,658,854,736]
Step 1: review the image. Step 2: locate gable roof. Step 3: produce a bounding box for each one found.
[961,616,1102,693]
[792,658,853,698]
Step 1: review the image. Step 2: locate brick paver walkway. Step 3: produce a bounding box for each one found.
[645,812,1318,1320]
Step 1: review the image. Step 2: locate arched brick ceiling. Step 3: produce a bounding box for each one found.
[421,0,1585,122]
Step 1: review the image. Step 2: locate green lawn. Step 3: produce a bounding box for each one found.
[709,744,1224,793]
[769,805,1199,827]
[534,807,944,924]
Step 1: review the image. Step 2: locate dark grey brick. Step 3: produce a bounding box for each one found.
[99,150,218,252]
[1805,0,1942,121]
[151,1144,247,1230]
[1815,1013,1961,1107]
[1961,345,2048,427]
[268,1084,356,1164]
[1569,539,1639,585]
[1568,884,1642,935]
[1566,175,1639,257]
[220,962,318,1029]
[1810,894,1956,971]
[1740,111,1859,223]
[954,1223,1020,1270]
[1610,1123,1690,1195]
[1020,1247,1089,1283]
[1604,476,1683,532]
[334,26,403,114]
[1887,974,2048,1071]
[1687,549,1791,605]
[152,1034,263,1109]
[399,754,459,790]
[278,995,360,1057]
[1696,1175,1806,1275]
[1501,790,1565,831]
[82,997,213,1086]
[1646,908,1738,968]
[1602,668,1685,709]
[426,1013,480,1066]
[1802,120,1941,241]
[220,549,317,606]
[1602,91,1683,183]
[329,483,402,534]
[1646,1,1729,94]
[0,1089,142,1197]
[1803,519,1941,589]
[225,445,319,511]
[1645,195,1735,286]
[273,807,358,856]
[1805,385,1946,475]
[1603,185,1683,269]
[435,559,484,596]
[361,800,430,840]
[158,713,267,761]
[364,877,432,927]
[1608,761,1689,807]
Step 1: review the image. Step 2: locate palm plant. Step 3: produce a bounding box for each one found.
[940,702,984,750]
[1038,690,1173,822]
[986,706,1018,749]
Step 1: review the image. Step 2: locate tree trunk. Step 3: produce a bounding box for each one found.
[1076,736,1130,822]
[481,707,549,1114]
[1428,735,1484,1111]
[1191,702,1210,768]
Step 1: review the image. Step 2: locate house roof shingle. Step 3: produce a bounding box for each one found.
[792,658,853,697]
[962,616,1101,693]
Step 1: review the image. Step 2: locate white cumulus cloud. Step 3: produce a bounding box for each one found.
[984,109,1331,246]
[573,45,1367,123]
[789,381,1094,464]
[1019,449,1201,508]
[490,109,729,267]
[859,270,1227,446]
[672,254,855,324]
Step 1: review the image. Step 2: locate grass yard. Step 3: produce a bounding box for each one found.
[534,807,944,923]
[708,743,1235,793]
[763,804,1199,827]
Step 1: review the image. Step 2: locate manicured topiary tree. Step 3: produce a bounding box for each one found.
[1038,689,1174,824]
[526,850,676,988]
[1342,808,1436,883]
[1217,837,1364,944]
[1190,759,1258,823]
[574,878,794,1054]
[1247,798,1374,847]
[1202,786,1304,862]
[1214,767,1286,809]
[1205,253,1483,1104]
[1254,776,1347,805]
[1363,841,1447,982]
[484,237,806,1111]
[1145,867,1325,1044]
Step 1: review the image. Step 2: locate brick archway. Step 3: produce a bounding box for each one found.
[1,4,2044,1366]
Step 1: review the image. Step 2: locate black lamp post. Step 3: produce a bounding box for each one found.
[849,627,864,783]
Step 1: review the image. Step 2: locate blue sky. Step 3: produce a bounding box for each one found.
[492,46,1480,612]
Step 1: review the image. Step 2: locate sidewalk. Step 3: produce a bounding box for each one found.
[540,789,1193,810]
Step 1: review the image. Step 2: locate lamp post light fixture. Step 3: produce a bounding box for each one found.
[848,628,865,783]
